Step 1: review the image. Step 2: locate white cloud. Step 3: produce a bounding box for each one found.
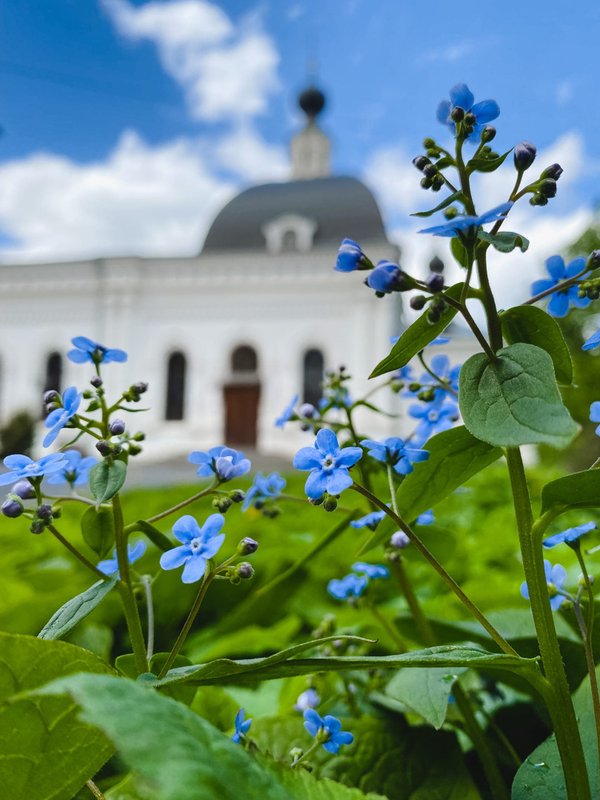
[102,0,280,121]
[556,79,574,107]
[215,125,288,182]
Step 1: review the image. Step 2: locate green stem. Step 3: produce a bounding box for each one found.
[524,268,589,306]
[345,406,375,500]
[443,288,496,361]
[571,595,600,775]
[292,739,321,769]
[417,353,458,398]
[132,481,217,527]
[47,524,108,580]
[141,575,155,661]
[86,780,107,800]
[475,247,503,352]
[505,447,591,800]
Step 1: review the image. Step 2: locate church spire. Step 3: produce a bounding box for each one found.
[291,83,330,180]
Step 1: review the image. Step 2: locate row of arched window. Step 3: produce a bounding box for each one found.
[41,346,325,422]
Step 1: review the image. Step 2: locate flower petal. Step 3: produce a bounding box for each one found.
[548,292,569,318]
[471,99,500,123]
[449,83,474,111]
[305,470,329,499]
[172,515,200,543]
[336,446,363,468]
[293,446,321,471]
[159,545,191,571]
[436,100,451,124]
[200,513,225,539]
[325,469,353,495]
[546,255,566,282]
[181,555,207,583]
[315,427,339,454]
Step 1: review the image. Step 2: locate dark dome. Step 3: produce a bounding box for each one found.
[202,176,388,253]
[299,85,326,118]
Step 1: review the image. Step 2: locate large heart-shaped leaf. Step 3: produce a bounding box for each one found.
[500,306,572,385]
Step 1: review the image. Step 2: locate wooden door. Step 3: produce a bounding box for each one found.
[223,383,260,447]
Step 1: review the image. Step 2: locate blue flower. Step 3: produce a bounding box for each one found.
[360,436,429,475]
[416,509,434,526]
[366,260,403,294]
[352,562,389,580]
[327,573,368,600]
[43,386,82,447]
[188,446,251,482]
[521,560,568,611]
[320,385,352,410]
[303,709,354,754]
[159,514,226,583]
[590,401,600,435]
[335,238,368,272]
[275,394,298,428]
[97,540,146,577]
[543,522,596,549]
[431,337,450,346]
[390,531,410,549]
[294,429,362,499]
[242,472,286,511]
[428,354,461,398]
[68,336,127,365]
[46,450,98,486]
[531,256,590,318]
[437,83,500,142]
[232,708,252,744]
[350,511,385,531]
[583,330,600,351]
[295,688,320,711]
[409,398,459,445]
[0,453,68,486]
[419,202,512,238]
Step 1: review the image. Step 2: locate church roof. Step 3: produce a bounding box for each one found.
[202,175,388,253]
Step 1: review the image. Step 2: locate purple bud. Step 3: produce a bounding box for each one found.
[109,419,126,435]
[514,141,536,171]
[426,274,445,293]
[43,390,60,404]
[390,531,410,549]
[299,403,316,418]
[239,537,259,555]
[412,156,429,171]
[12,480,36,500]
[429,256,444,274]
[2,497,23,518]
[96,440,112,457]
[238,562,255,580]
[36,504,53,520]
[132,382,148,395]
[541,163,563,181]
[90,376,103,388]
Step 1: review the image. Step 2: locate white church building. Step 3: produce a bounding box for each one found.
[0,85,465,460]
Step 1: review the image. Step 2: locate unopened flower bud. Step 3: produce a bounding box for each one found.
[128,443,142,456]
[229,489,245,503]
[132,382,148,395]
[412,155,429,171]
[426,274,445,293]
[109,419,126,435]
[451,106,464,122]
[431,175,444,192]
[541,163,563,181]
[96,440,112,457]
[36,504,53,520]
[323,495,338,512]
[429,256,444,274]
[30,520,45,535]
[514,141,536,171]
[212,497,232,513]
[90,376,103,388]
[238,562,254,580]
[539,179,557,198]
[43,390,60,404]
[309,496,324,506]
[464,112,476,126]
[420,176,433,189]
[2,497,23,518]
[132,432,145,441]
[423,137,436,149]
[588,250,600,269]
[481,125,496,143]
[12,480,35,500]
[239,536,259,555]
[410,295,427,311]
[299,403,316,418]
[390,531,410,549]
[423,163,437,178]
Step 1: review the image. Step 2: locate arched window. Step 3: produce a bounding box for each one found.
[165,352,186,421]
[44,353,62,394]
[303,349,324,407]
[231,345,258,376]
[282,229,297,252]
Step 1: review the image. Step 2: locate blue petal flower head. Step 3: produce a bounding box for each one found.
[295,688,320,711]
[43,386,82,447]
[327,573,368,600]
[543,522,596,549]
[320,385,352,410]
[242,472,286,511]
[360,436,429,476]
[303,709,354,754]
[46,450,98,486]
[352,562,389,580]
[416,509,434,526]
[437,83,500,142]
[591,401,600,435]
[231,708,252,744]
[521,560,568,611]
[0,453,68,486]
[429,354,461,397]
[188,446,251,482]
[335,238,368,272]
[68,336,127,365]
[531,255,590,318]
[366,260,402,294]
[160,513,226,583]
[293,429,362,500]
[583,330,600,351]
[409,398,459,445]
[419,202,512,238]
[97,540,146,577]
[350,510,385,531]
[275,394,298,428]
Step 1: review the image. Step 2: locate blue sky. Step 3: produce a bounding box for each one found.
[1,0,599,282]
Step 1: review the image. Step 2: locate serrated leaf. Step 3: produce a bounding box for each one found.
[459,343,579,448]
[0,633,113,800]
[478,230,529,253]
[500,306,573,385]
[38,576,117,640]
[384,666,467,729]
[81,505,115,556]
[90,460,127,503]
[467,148,512,174]
[541,469,600,513]
[370,283,465,378]
[411,190,464,218]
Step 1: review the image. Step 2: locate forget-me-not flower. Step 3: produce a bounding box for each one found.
[294,428,362,500]
[242,472,286,511]
[98,540,146,577]
[335,239,369,272]
[437,83,500,142]
[275,394,298,428]
[521,560,568,611]
[188,446,251,482]
[327,573,368,600]
[160,514,226,583]
[427,354,460,398]
[303,709,354,754]
[409,398,459,445]
[419,202,512,238]
[360,436,429,475]
[68,336,127,365]
[46,450,98,486]
[0,453,68,486]
[295,688,320,712]
[543,522,596,549]
[43,386,82,447]
[350,510,385,531]
[416,509,434,526]
[531,255,590,318]
[231,708,252,744]
[583,330,600,351]
[352,562,389,580]
[590,402,600,435]
[366,261,403,294]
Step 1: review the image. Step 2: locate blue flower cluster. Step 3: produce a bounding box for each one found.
[242,472,285,511]
[531,255,590,318]
[437,83,500,142]
[521,560,568,611]
[303,709,353,754]
[361,437,429,475]
[68,336,127,365]
[43,386,82,447]
[294,429,362,500]
[189,446,251,482]
[160,514,226,583]
[46,450,97,486]
[328,561,389,601]
[0,453,68,486]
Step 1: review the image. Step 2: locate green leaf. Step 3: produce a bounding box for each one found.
[0,633,113,800]
[459,343,579,448]
[277,766,386,800]
[467,148,512,174]
[384,666,467,729]
[81,505,115,556]
[451,237,469,267]
[39,673,292,800]
[411,190,464,218]
[541,469,600,513]
[478,230,529,253]
[369,283,464,378]
[363,426,501,551]
[132,519,173,552]
[500,306,573,385]
[434,154,455,170]
[38,576,117,640]
[89,460,127,503]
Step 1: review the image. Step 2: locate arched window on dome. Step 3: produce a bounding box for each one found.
[165,351,186,421]
[303,349,324,407]
[262,214,317,254]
